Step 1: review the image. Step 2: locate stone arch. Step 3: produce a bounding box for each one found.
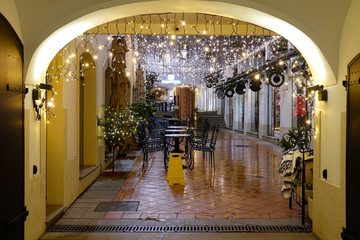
[25,1,336,89]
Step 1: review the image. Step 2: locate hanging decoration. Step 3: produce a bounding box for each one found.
[269,73,285,87]
[235,82,247,95]
[217,90,225,99]
[225,87,235,97]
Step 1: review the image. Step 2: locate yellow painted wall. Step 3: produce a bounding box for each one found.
[3,1,359,239]
[46,56,65,206]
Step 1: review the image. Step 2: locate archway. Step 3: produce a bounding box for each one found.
[25,1,335,89]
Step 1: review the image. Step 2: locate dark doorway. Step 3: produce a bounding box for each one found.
[0,14,26,240]
[343,53,360,240]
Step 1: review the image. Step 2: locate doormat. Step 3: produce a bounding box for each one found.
[94,201,139,212]
[99,171,127,177]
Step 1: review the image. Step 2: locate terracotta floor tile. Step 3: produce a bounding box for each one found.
[232,213,251,219]
[214,213,233,219]
[111,130,306,221]
[140,213,159,219]
[269,212,290,219]
[104,211,124,219]
[177,213,195,219]
[196,213,214,219]
[159,213,177,218]
[122,212,141,219]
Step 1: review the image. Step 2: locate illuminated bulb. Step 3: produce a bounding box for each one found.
[242,52,247,57]
[196,39,201,43]
[47,121,50,124]
[98,45,103,50]
[134,51,139,56]
[132,58,137,63]
[202,30,207,34]
[109,52,113,57]
[54,92,58,95]
[85,63,89,67]
[209,67,214,72]
[50,98,54,101]
[140,25,144,29]
[126,72,130,77]
[71,53,75,57]
[171,35,176,40]
[48,102,54,107]
[169,41,174,46]
[181,21,186,25]
[204,47,209,52]
[254,73,260,80]
[279,60,284,65]
[68,71,72,76]
[93,55,98,59]
[306,119,311,125]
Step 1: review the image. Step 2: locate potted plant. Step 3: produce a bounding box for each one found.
[98,106,142,171]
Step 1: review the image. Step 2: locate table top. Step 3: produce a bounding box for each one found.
[165,134,191,137]
[165,129,188,132]
[167,126,187,129]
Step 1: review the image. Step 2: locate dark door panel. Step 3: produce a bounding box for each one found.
[343,53,360,240]
[0,14,25,240]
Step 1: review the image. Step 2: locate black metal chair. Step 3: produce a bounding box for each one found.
[188,122,219,170]
[140,119,168,170]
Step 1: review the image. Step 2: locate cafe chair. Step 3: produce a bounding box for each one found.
[188,122,220,170]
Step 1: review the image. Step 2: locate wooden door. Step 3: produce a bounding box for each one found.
[0,14,26,240]
[342,53,360,240]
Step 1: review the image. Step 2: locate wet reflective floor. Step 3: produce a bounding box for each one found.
[110,130,302,220]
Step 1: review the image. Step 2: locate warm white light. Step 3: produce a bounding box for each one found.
[169,41,174,46]
[181,21,186,26]
[98,45,103,50]
[242,52,247,57]
[254,73,260,80]
[93,55,98,59]
[48,102,54,107]
[279,60,284,65]
[209,67,214,72]
[171,35,176,40]
[168,74,175,81]
[204,47,209,52]
[126,72,130,77]
[134,51,139,56]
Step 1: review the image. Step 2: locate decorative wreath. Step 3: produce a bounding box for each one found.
[249,80,262,92]
[235,83,246,95]
[225,88,234,97]
[217,90,225,99]
[269,73,285,87]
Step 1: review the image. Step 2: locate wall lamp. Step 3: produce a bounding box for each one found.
[32,83,53,120]
[306,84,327,101]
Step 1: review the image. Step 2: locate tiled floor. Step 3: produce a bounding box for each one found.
[110,130,302,220]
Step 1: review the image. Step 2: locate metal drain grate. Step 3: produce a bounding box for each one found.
[49,224,312,233]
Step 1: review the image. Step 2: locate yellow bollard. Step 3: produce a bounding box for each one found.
[167,153,185,185]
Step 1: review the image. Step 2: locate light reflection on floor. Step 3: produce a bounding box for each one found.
[110,130,302,220]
